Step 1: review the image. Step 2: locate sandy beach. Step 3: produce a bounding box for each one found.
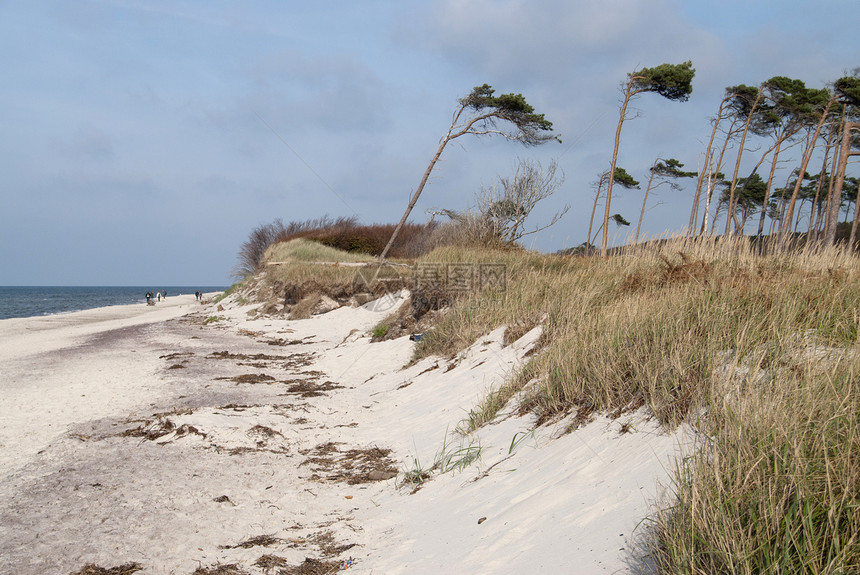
[0,292,688,574]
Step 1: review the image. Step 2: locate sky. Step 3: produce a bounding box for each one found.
[1,0,857,286]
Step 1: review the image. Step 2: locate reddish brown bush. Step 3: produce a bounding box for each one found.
[235,216,438,277]
[278,219,436,259]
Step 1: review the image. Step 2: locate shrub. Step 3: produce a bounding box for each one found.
[233,220,287,279]
[235,216,439,278]
[426,159,568,251]
[283,221,437,259]
[232,216,362,279]
[371,323,389,339]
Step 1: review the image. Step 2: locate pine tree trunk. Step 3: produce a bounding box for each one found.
[701,127,735,235]
[850,186,860,249]
[828,121,860,245]
[701,166,715,235]
[725,86,764,235]
[379,134,451,261]
[586,174,607,255]
[780,97,835,246]
[688,148,709,236]
[602,82,635,256]
[808,131,836,242]
[823,120,843,236]
[635,167,658,244]
[689,97,729,236]
[756,138,782,240]
[770,170,796,236]
[808,170,826,238]
[710,200,723,235]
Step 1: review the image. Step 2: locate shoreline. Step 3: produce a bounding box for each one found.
[0,294,213,478]
[0,292,687,574]
[0,287,225,322]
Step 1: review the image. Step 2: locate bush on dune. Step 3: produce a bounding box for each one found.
[273,216,437,259]
[233,216,441,282]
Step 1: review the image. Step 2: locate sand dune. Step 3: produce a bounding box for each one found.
[0,292,688,574]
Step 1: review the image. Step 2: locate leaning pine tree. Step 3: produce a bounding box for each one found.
[587,166,639,254]
[635,158,696,244]
[602,61,695,255]
[827,75,860,246]
[379,84,560,261]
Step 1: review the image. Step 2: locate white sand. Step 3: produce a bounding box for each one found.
[0,294,207,477]
[0,291,689,574]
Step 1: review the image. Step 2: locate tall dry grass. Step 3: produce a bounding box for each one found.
[651,352,859,573]
[250,233,859,570]
[412,235,860,571]
[265,237,377,264]
[417,236,859,424]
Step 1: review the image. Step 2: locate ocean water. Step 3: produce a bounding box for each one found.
[0,286,226,320]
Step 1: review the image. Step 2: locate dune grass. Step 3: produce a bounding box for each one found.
[650,351,859,573]
[258,238,411,299]
[265,237,378,264]
[251,233,860,571]
[411,237,860,571]
[414,237,859,425]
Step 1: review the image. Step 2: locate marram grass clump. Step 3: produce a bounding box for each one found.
[264,237,377,264]
[416,237,860,428]
[649,352,860,573]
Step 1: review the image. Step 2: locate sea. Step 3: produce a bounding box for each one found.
[0,286,227,321]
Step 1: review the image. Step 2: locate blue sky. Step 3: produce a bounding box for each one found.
[1,0,857,285]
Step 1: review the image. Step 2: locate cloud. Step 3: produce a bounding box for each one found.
[243,50,392,135]
[53,124,118,161]
[418,0,722,83]
[423,0,641,68]
[407,0,730,176]
[2,0,859,283]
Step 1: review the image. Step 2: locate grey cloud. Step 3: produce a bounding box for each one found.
[54,124,118,161]
[245,50,392,134]
[417,0,699,77]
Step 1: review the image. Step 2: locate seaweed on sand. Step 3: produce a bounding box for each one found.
[68,564,142,575]
[191,565,249,575]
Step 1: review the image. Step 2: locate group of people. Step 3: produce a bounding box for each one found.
[144,289,205,306]
[145,289,167,305]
